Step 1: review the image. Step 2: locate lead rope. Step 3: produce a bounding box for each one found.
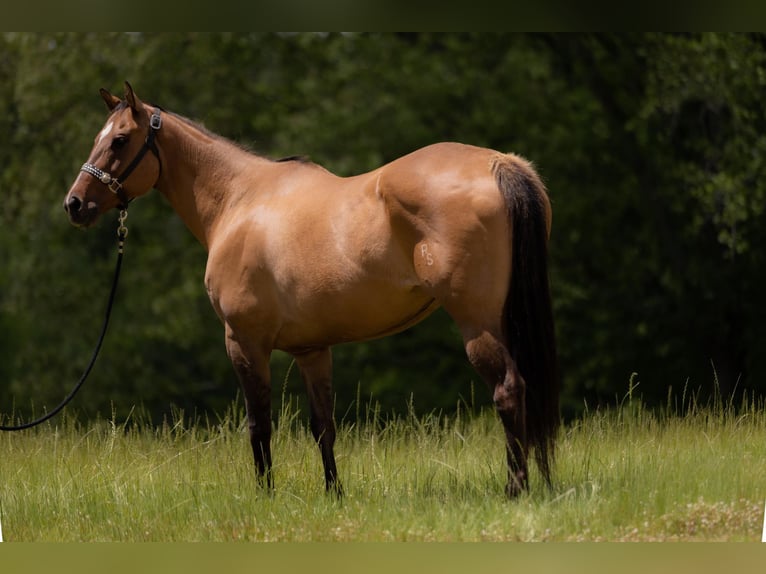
[0,210,129,431]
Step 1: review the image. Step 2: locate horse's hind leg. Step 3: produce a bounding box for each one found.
[462,326,528,497]
[225,326,274,490]
[294,347,342,496]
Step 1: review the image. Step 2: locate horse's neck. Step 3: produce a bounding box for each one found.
[155,115,267,249]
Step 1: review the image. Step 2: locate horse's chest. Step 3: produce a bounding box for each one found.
[204,248,277,325]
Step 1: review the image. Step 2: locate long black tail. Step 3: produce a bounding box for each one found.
[493,154,560,486]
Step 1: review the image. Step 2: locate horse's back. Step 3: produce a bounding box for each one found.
[376,142,508,224]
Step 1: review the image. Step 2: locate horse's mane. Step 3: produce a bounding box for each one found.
[162,108,320,168]
[275,155,312,164]
[164,109,253,152]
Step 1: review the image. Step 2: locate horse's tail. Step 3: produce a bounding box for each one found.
[493,154,560,486]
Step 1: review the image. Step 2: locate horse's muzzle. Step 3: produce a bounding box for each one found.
[64,194,98,227]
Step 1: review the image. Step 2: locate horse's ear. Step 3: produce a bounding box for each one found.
[100,88,121,111]
[124,81,142,111]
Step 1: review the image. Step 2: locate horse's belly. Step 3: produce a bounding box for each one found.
[273,285,437,351]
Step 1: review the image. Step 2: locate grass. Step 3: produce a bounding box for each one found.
[0,390,764,541]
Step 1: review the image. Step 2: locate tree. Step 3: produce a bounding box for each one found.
[543,33,766,410]
[1,33,764,426]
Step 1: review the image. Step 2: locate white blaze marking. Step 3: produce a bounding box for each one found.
[98,121,114,144]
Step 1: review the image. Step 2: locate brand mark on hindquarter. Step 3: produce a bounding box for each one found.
[420,244,434,266]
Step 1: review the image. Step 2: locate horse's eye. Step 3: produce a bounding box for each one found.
[111,135,128,150]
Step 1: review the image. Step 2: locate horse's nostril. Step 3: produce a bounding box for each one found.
[65,195,82,213]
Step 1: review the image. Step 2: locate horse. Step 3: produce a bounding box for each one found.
[64,82,559,498]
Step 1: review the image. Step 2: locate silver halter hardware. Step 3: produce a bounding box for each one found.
[80,163,124,193]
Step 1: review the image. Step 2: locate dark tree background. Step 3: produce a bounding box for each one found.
[1,33,764,423]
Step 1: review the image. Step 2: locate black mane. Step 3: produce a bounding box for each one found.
[275,155,312,163]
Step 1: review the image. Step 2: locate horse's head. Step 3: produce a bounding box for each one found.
[64,82,162,227]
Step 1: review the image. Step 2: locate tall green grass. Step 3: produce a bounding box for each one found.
[0,389,763,541]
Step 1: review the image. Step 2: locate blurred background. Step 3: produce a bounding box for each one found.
[1,33,764,423]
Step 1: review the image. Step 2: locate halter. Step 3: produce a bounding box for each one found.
[80,108,163,209]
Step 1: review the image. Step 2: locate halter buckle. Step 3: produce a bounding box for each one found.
[150,111,162,130]
[108,179,123,195]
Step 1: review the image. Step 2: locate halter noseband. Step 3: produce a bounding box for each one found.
[80,107,163,209]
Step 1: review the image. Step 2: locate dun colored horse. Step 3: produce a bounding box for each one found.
[64,82,559,497]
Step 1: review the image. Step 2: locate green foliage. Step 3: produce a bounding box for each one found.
[1,33,764,423]
[544,34,766,412]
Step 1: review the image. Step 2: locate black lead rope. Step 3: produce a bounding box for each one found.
[0,211,129,431]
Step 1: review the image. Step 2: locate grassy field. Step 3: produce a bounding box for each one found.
[0,392,763,542]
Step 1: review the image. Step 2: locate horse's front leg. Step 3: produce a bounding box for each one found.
[225,325,274,490]
[294,347,342,496]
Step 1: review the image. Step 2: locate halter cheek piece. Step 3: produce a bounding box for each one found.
[80,108,163,209]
